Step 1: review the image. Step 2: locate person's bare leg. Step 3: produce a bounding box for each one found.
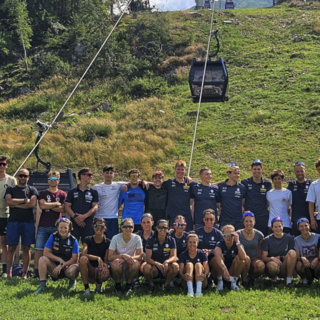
[110,260,124,283]
[6,245,17,277]
[252,259,265,278]
[125,261,140,284]
[281,250,297,286]
[195,262,207,295]
[21,245,31,278]
[79,256,90,285]
[241,256,251,282]
[34,250,43,271]
[143,263,157,286]
[163,262,179,287]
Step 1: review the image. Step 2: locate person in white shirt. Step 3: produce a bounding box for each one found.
[266,170,292,234]
[93,165,126,239]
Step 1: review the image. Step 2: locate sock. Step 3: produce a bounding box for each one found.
[2,263,7,274]
[286,277,292,285]
[84,283,89,290]
[217,276,222,282]
[40,280,47,287]
[196,281,202,294]
[187,281,193,293]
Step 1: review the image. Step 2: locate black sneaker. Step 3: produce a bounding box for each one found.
[125,283,133,294]
[286,282,294,289]
[147,284,155,293]
[271,281,277,288]
[162,284,171,292]
[115,282,122,293]
[242,281,249,289]
[248,278,255,287]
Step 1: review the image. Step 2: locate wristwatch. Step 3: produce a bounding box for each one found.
[24,197,28,202]
[236,241,241,246]
[60,262,64,266]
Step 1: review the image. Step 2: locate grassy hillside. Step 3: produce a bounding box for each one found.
[1,1,320,183]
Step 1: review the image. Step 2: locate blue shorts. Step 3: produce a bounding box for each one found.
[103,218,119,240]
[35,226,57,250]
[6,222,35,246]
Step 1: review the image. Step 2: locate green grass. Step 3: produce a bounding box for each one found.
[1,277,320,319]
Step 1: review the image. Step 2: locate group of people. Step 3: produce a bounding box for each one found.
[1,154,320,297]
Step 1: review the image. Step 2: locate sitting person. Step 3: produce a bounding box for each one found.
[237,211,265,287]
[213,224,246,291]
[261,217,297,288]
[169,215,188,258]
[179,233,209,298]
[143,219,179,292]
[294,218,320,285]
[34,218,79,294]
[108,218,143,293]
[80,218,111,298]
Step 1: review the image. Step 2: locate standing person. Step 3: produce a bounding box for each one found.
[65,168,99,243]
[191,168,220,229]
[143,220,179,292]
[306,158,320,233]
[93,165,126,239]
[34,171,67,278]
[241,159,272,236]
[33,218,79,294]
[294,218,320,285]
[119,169,145,232]
[80,218,111,298]
[217,164,246,231]
[287,161,312,236]
[261,217,297,288]
[237,212,265,287]
[162,160,196,231]
[144,170,167,225]
[266,170,292,234]
[5,168,38,279]
[0,155,16,277]
[212,224,246,291]
[179,233,209,298]
[108,218,143,294]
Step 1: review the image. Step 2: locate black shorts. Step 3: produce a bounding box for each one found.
[51,261,68,280]
[155,265,166,279]
[0,218,8,236]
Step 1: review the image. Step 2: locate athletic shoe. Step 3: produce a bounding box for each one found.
[67,280,77,291]
[248,278,255,287]
[147,284,155,293]
[115,282,122,293]
[187,291,194,298]
[33,284,46,295]
[162,284,171,292]
[231,283,240,291]
[83,288,91,298]
[242,281,248,289]
[95,283,102,293]
[195,293,203,298]
[217,281,223,291]
[132,279,140,288]
[286,282,293,289]
[125,283,133,294]
[169,281,174,288]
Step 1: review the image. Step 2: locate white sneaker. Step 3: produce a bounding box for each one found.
[217,281,223,291]
[187,291,194,298]
[83,288,91,298]
[231,282,240,291]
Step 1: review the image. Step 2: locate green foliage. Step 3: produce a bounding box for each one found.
[38,53,71,77]
[130,75,168,98]
[81,122,114,140]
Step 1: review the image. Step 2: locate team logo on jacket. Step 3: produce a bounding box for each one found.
[211,237,215,240]
[165,244,169,248]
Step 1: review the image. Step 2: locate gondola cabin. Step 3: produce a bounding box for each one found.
[225,0,235,9]
[189,58,229,103]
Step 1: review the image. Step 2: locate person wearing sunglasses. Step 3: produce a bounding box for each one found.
[119,169,146,232]
[144,220,179,292]
[0,155,16,277]
[217,164,246,231]
[34,171,67,278]
[237,212,265,287]
[65,168,99,243]
[195,209,223,273]
[34,218,80,294]
[190,168,220,229]
[80,218,111,298]
[169,215,188,258]
[179,233,209,298]
[261,217,296,288]
[108,218,143,293]
[5,168,38,279]
[213,224,246,291]
[241,159,272,236]
[266,169,292,234]
[287,161,312,236]
[306,158,320,234]
[294,218,320,285]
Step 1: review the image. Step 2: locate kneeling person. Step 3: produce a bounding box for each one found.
[34,218,79,294]
[80,218,111,298]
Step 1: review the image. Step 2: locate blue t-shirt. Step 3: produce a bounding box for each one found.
[162,178,196,219]
[195,226,224,251]
[287,179,312,221]
[146,234,177,264]
[216,240,239,268]
[169,230,188,256]
[119,186,145,225]
[217,181,246,228]
[190,183,220,226]
[179,249,208,266]
[241,177,271,219]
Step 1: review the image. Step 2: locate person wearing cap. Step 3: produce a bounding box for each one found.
[143,170,167,225]
[261,217,296,288]
[34,171,67,278]
[65,168,99,243]
[306,158,320,234]
[287,161,312,236]
[162,160,196,231]
[191,167,220,229]
[0,155,16,277]
[93,165,127,239]
[266,170,292,234]
[217,164,246,231]
[294,218,320,285]
[241,160,272,236]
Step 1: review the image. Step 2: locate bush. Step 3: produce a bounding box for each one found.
[129,76,168,99]
[81,122,114,140]
[39,53,70,77]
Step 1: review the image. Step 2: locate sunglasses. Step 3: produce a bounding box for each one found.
[243,212,255,217]
[297,218,309,225]
[176,160,186,166]
[86,173,93,177]
[157,226,168,230]
[253,159,262,164]
[94,224,105,229]
[295,161,305,166]
[271,217,283,224]
[59,218,70,223]
[204,218,215,222]
[48,177,59,181]
[142,213,153,219]
[0,163,7,166]
[130,175,139,179]
[122,225,134,229]
[173,222,187,227]
[18,174,29,178]
[223,234,233,238]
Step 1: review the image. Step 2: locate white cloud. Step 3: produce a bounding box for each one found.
[151,0,195,11]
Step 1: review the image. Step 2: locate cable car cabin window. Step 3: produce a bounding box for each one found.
[225,1,234,9]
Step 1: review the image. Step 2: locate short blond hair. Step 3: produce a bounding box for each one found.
[48,171,60,178]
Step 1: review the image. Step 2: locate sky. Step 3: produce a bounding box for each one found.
[151,0,196,11]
